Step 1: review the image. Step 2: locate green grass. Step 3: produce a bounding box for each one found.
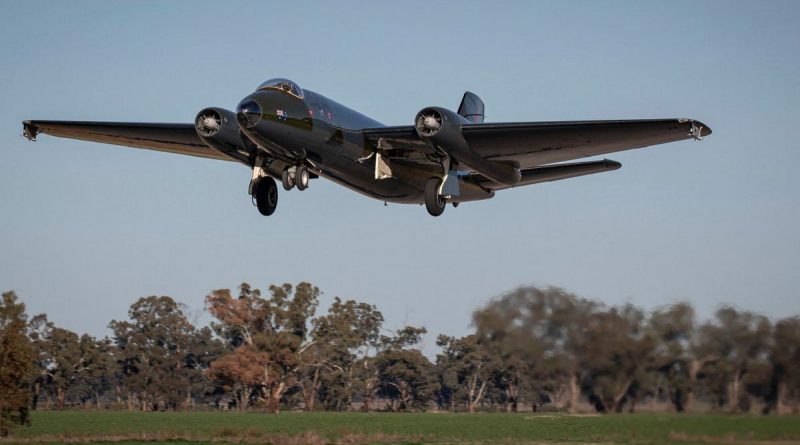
[5,410,800,444]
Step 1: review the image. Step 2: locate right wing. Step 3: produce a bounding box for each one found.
[22,120,233,162]
[461,118,710,168]
[363,118,711,170]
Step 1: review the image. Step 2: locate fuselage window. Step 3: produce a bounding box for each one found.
[309,101,334,121]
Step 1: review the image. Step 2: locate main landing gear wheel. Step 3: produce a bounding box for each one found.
[255,177,278,216]
[296,166,310,191]
[281,169,295,191]
[424,177,445,217]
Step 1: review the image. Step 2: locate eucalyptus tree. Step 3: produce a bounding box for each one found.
[770,317,800,413]
[205,282,320,413]
[109,296,197,411]
[79,336,117,409]
[374,326,434,411]
[435,334,494,412]
[0,291,33,436]
[472,286,597,412]
[696,307,771,412]
[649,302,697,411]
[302,297,383,411]
[27,314,90,409]
[573,304,655,412]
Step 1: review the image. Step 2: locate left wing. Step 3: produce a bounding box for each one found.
[22,120,233,161]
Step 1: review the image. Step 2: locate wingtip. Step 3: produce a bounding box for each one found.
[696,120,712,137]
[22,120,39,141]
[681,118,712,139]
[603,159,622,170]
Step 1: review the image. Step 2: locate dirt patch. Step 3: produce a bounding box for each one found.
[1,430,427,445]
[668,431,800,444]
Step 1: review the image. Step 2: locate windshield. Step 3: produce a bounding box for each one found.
[257,78,304,99]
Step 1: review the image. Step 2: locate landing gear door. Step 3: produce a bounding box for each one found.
[442,170,460,197]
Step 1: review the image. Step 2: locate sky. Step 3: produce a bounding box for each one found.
[1,1,798,353]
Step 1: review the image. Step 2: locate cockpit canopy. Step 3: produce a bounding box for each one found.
[257,78,304,99]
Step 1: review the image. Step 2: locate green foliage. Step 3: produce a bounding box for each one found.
[109,296,213,411]
[205,282,322,412]
[375,344,434,410]
[8,410,800,444]
[0,291,33,436]
[7,283,800,415]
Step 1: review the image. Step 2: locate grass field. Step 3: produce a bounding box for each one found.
[4,411,800,445]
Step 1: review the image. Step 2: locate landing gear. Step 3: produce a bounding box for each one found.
[281,169,295,191]
[296,166,310,191]
[280,165,309,191]
[254,177,278,216]
[424,177,445,217]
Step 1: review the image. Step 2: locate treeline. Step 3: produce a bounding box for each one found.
[1,283,799,424]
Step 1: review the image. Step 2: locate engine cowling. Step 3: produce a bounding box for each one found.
[414,107,520,186]
[414,107,468,148]
[195,107,256,162]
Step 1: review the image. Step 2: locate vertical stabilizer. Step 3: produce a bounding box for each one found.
[457,91,485,123]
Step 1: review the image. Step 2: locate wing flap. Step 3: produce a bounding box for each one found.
[22,120,233,161]
[475,159,623,190]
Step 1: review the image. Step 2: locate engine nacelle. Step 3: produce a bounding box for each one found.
[195,107,256,162]
[414,107,520,186]
[414,106,469,150]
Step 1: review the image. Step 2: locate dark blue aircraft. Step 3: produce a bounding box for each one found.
[23,78,711,216]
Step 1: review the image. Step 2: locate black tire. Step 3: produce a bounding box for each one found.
[255,177,278,216]
[424,177,445,217]
[296,166,310,191]
[281,169,294,191]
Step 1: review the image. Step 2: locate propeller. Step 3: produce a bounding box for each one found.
[415,109,442,136]
[196,111,222,137]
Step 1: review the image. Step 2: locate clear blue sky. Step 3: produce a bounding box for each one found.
[1,1,798,351]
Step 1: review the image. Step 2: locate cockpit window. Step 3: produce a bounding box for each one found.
[257,78,304,99]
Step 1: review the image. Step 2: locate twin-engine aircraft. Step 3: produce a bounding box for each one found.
[22,78,711,217]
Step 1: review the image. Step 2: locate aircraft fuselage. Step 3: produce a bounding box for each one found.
[236,87,473,204]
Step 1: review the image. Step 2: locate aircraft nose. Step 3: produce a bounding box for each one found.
[236,97,262,128]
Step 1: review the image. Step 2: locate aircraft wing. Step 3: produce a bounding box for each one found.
[22,120,233,161]
[363,118,711,170]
